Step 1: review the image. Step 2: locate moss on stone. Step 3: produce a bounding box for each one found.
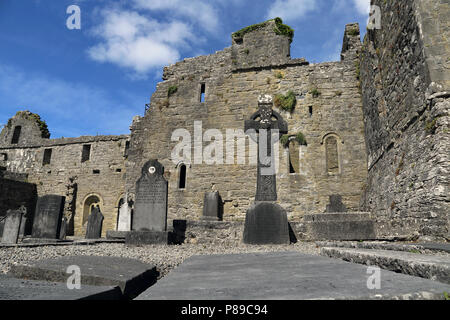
[168,85,178,97]
[281,132,307,148]
[232,18,294,43]
[274,91,296,112]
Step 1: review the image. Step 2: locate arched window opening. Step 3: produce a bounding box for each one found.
[82,195,101,226]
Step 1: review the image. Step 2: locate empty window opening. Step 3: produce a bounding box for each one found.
[43,149,52,165]
[179,164,187,189]
[309,106,313,117]
[200,83,206,103]
[124,141,130,158]
[93,169,100,175]
[11,126,22,144]
[116,168,122,173]
[81,145,91,163]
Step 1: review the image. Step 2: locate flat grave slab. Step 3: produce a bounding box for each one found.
[137,252,450,300]
[10,255,158,299]
[0,274,121,300]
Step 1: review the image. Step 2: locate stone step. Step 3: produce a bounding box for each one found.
[320,247,450,285]
[316,241,450,254]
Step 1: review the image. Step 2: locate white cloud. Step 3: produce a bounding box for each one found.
[87,8,195,77]
[266,0,317,22]
[0,64,138,137]
[132,0,219,31]
[352,0,370,15]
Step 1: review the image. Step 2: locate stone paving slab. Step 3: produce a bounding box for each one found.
[10,255,158,299]
[316,241,450,254]
[137,252,450,300]
[320,247,450,284]
[0,274,122,300]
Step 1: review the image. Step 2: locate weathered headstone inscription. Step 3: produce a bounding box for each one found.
[202,192,221,221]
[32,195,65,239]
[326,195,347,213]
[243,95,290,245]
[133,160,168,232]
[85,206,104,239]
[1,208,24,244]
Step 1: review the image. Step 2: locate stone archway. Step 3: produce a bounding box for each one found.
[82,194,103,230]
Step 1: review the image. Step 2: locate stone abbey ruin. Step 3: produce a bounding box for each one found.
[0,0,449,245]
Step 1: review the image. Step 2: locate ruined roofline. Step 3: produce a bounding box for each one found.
[0,134,130,150]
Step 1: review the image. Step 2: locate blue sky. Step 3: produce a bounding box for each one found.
[0,0,370,138]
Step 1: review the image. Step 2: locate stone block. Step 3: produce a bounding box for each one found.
[125,230,170,245]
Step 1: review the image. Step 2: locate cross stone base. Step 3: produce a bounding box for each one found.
[243,202,290,245]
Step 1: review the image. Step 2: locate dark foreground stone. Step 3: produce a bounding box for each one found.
[137,252,450,300]
[10,256,158,299]
[0,274,122,300]
[243,202,290,245]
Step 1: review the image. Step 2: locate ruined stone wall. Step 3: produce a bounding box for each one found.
[0,175,37,237]
[360,0,449,240]
[0,115,129,236]
[126,24,367,223]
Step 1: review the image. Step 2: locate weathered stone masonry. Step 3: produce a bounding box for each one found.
[1,3,448,241]
[0,112,129,236]
[125,20,368,223]
[360,0,449,240]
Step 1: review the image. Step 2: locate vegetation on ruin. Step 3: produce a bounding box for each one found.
[232,17,294,43]
[280,132,307,148]
[274,91,296,112]
[425,117,439,134]
[309,88,321,98]
[273,70,285,79]
[168,85,178,97]
[13,111,50,138]
[347,27,359,36]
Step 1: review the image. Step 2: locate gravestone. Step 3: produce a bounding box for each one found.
[202,192,221,221]
[127,160,169,245]
[85,206,104,239]
[243,202,289,244]
[1,208,24,244]
[243,94,290,245]
[117,196,132,232]
[133,160,168,232]
[326,195,347,213]
[32,195,65,239]
[18,206,28,239]
[0,218,4,238]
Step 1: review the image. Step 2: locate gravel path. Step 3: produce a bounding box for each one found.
[0,242,320,279]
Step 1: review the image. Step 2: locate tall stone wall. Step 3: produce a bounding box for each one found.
[0,113,129,236]
[126,23,367,223]
[360,0,449,240]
